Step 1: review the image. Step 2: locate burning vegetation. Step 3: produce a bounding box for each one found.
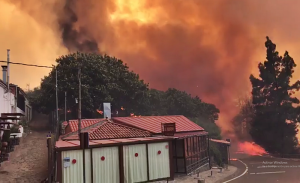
[237,142,268,156]
[3,0,300,157]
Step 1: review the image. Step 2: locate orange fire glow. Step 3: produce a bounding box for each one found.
[96,110,103,114]
[237,141,268,156]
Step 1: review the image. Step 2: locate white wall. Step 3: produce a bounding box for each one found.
[0,86,15,115]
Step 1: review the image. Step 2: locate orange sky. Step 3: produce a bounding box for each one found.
[1,0,300,135]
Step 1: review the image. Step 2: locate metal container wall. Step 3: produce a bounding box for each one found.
[62,150,84,183]
[61,149,92,183]
[92,146,119,183]
[85,149,92,183]
[123,144,148,183]
[148,142,170,180]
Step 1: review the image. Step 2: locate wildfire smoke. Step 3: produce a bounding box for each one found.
[2,0,300,136]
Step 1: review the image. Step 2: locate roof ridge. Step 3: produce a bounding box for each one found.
[61,119,107,140]
[113,115,184,118]
[108,121,152,133]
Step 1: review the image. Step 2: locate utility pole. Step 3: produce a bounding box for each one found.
[6,49,10,92]
[77,52,82,136]
[55,69,59,135]
[65,91,67,122]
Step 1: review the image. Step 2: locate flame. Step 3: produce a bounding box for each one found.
[121,107,125,110]
[97,110,103,114]
[237,141,268,156]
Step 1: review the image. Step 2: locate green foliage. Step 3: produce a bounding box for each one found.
[18,118,29,132]
[209,142,223,167]
[34,53,149,118]
[190,117,222,139]
[31,53,220,124]
[232,96,254,141]
[2,130,11,142]
[250,37,300,154]
[26,87,42,109]
[10,125,20,133]
[146,88,220,122]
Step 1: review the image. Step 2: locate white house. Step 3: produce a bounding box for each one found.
[0,77,15,116]
[0,65,32,122]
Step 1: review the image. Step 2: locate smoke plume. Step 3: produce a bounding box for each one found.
[2,0,300,133]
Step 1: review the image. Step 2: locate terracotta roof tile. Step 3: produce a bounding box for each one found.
[67,119,104,132]
[112,115,204,133]
[62,121,151,140]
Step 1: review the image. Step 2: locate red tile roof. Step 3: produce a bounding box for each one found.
[56,136,174,149]
[62,121,151,140]
[67,119,104,132]
[112,115,204,134]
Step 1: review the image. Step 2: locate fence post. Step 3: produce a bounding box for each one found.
[47,135,52,183]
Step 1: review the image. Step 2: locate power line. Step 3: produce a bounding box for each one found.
[0,60,53,68]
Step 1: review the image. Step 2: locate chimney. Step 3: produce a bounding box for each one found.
[103,103,111,119]
[2,65,7,83]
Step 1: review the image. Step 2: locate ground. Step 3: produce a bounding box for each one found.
[0,113,49,183]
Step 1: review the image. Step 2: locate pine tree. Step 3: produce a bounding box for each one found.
[249,37,300,154]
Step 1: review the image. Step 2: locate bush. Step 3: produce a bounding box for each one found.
[18,118,29,132]
[209,142,223,167]
[10,125,20,133]
[2,130,11,142]
[190,117,222,139]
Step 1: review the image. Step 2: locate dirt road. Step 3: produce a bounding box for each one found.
[0,113,50,183]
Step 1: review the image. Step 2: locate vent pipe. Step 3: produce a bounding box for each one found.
[1,65,7,83]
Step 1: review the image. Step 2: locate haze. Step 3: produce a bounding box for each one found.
[1,0,300,133]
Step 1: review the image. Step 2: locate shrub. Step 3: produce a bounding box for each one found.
[209,142,223,167]
[2,130,11,142]
[190,117,222,139]
[10,125,20,133]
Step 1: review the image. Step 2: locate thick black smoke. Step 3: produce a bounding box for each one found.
[59,0,99,53]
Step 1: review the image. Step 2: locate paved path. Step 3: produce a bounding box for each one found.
[222,154,300,183]
[0,113,49,183]
[173,166,237,183]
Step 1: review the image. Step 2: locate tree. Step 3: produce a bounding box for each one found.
[35,53,149,119]
[32,52,220,126]
[146,88,220,122]
[232,96,254,141]
[249,37,300,154]
[190,117,222,139]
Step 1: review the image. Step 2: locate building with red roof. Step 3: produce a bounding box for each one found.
[112,115,210,175]
[112,115,204,134]
[53,115,211,182]
[63,118,104,134]
[61,120,152,140]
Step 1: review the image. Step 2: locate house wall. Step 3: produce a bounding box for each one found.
[57,141,173,183]
[92,147,119,183]
[148,142,170,180]
[0,86,15,115]
[61,149,91,183]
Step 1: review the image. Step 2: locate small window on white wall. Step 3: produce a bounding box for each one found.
[123,144,147,183]
[148,142,170,180]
